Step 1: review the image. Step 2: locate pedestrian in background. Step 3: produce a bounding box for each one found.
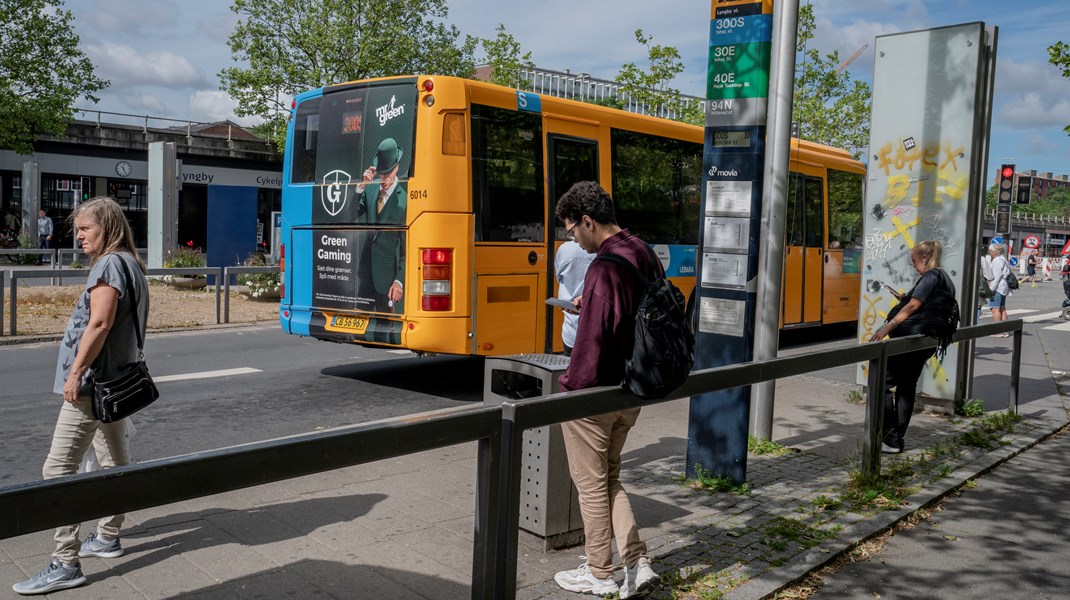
[869,241,958,454]
[1025,252,1038,287]
[37,209,53,265]
[552,182,659,599]
[554,239,594,356]
[13,197,148,596]
[985,243,1011,337]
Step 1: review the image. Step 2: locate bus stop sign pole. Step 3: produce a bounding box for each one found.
[688,0,777,482]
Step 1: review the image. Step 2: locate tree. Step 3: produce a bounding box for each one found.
[792,4,871,156]
[219,0,479,148]
[1048,41,1070,135]
[615,30,702,125]
[0,0,108,155]
[479,24,535,88]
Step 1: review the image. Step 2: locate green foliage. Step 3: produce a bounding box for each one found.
[792,4,871,156]
[747,435,793,456]
[16,231,39,264]
[1049,41,1070,135]
[0,0,109,154]
[761,516,838,551]
[615,29,702,125]
[219,0,478,129]
[691,464,751,496]
[954,398,985,418]
[845,388,864,405]
[163,246,206,276]
[478,24,534,88]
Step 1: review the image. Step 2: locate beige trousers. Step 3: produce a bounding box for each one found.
[561,408,647,578]
[42,398,131,564]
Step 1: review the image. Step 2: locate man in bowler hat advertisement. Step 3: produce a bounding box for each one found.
[355,137,406,314]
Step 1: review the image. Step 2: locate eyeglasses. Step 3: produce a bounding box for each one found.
[565,222,579,241]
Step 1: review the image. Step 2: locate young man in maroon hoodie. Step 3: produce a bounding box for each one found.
[552,181,659,598]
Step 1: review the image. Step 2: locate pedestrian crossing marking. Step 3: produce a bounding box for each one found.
[154,367,262,383]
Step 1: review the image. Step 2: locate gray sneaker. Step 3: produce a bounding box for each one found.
[621,556,659,598]
[12,558,86,595]
[79,533,124,558]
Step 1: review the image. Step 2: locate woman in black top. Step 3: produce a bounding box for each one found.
[870,241,958,454]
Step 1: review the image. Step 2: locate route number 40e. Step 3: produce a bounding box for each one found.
[712,73,736,84]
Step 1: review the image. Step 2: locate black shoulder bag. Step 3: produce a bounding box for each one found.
[90,256,159,423]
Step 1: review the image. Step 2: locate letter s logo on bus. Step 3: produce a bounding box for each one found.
[321,170,352,217]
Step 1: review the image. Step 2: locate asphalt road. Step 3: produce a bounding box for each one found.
[0,326,486,486]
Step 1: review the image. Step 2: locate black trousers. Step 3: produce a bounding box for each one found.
[882,346,936,449]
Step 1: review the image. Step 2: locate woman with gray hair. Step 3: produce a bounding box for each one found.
[985,243,1011,336]
[13,197,148,595]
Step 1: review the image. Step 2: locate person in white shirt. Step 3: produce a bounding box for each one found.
[554,240,594,356]
[985,243,1011,337]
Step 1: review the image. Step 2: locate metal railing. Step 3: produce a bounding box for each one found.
[4,267,224,336]
[222,265,279,323]
[0,319,1023,599]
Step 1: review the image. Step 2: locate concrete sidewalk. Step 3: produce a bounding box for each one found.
[1,329,1066,600]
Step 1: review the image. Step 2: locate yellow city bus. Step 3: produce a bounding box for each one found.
[278,75,865,355]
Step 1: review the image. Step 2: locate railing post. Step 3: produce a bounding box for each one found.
[0,269,5,336]
[863,343,888,477]
[214,267,223,324]
[224,267,232,323]
[1009,325,1022,413]
[472,427,502,600]
[494,403,524,600]
[8,273,17,337]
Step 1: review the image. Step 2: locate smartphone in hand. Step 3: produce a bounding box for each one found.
[884,284,902,300]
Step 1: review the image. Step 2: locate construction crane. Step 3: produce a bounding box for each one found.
[836,44,868,73]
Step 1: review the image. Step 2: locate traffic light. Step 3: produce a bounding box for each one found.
[995,204,1012,235]
[997,164,1015,204]
[1015,176,1032,204]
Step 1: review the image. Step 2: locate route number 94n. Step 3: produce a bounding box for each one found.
[409,189,428,200]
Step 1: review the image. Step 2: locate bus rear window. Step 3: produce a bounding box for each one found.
[289,79,418,190]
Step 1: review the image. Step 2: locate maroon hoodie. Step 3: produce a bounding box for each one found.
[558,229,663,392]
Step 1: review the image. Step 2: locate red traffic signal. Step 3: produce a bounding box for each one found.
[997,164,1016,204]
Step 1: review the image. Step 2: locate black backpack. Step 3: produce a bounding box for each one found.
[594,248,695,399]
[1005,269,1020,291]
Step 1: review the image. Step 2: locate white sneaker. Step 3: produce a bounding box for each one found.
[621,556,659,598]
[554,562,619,595]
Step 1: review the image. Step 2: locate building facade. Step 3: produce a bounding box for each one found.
[0,110,283,254]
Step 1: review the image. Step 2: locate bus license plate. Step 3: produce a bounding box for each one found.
[331,315,368,334]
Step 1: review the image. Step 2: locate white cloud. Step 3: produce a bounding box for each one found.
[1019,134,1062,157]
[122,93,169,115]
[999,93,1070,130]
[83,41,204,89]
[187,90,261,127]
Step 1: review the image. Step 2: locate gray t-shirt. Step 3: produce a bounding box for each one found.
[54,252,149,394]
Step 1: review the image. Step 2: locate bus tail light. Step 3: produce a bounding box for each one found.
[421,248,452,311]
[279,244,285,298]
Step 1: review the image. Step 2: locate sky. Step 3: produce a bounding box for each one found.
[65,0,1070,178]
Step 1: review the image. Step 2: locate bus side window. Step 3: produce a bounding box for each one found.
[290,98,321,184]
[611,129,701,246]
[471,104,545,243]
[827,169,864,249]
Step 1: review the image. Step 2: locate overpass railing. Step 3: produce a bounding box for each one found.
[0,319,1023,599]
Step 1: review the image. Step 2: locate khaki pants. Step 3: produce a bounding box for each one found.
[42,399,130,564]
[561,408,647,578]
